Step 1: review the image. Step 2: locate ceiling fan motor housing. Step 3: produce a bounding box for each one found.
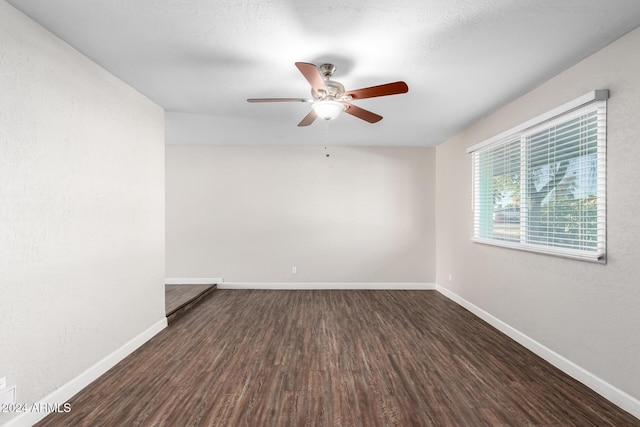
[313,80,346,100]
[312,64,348,101]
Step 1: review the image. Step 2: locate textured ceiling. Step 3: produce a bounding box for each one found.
[7,0,640,146]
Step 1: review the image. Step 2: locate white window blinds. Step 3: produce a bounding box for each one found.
[470,91,607,262]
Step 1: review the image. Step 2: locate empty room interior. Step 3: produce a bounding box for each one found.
[2,1,640,426]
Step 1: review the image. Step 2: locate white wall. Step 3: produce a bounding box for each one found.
[166,145,435,284]
[436,26,640,408]
[0,2,165,423]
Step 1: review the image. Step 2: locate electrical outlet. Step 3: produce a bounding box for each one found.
[292,266,297,274]
[0,385,16,405]
[0,377,6,388]
[448,274,453,282]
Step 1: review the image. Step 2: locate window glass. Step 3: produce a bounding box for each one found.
[471,99,606,262]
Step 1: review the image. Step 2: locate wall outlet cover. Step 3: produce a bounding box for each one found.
[0,385,16,405]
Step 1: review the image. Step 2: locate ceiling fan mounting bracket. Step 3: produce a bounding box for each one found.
[319,63,336,79]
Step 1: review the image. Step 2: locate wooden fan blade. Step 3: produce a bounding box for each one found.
[343,103,383,123]
[247,98,309,103]
[298,110,318,127]
[295,62,326,92]
[344,81,408,100]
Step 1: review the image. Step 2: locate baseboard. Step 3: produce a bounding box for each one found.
[219,282,436,290]
[165,277,222,285]
[4,318,167,427]
[435,284,640,420]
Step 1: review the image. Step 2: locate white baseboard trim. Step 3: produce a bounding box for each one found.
[165,277,222,285]
[219,282,436,290]
[4,318,167,427]
[435,284,640,420]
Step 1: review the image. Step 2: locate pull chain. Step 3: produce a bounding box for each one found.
[324,120,330,157]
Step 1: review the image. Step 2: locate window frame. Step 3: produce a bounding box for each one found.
[468,91,608,263]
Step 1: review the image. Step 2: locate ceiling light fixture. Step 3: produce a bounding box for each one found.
[311,100,345,121]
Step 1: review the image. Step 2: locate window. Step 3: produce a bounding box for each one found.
[469,91,607,262]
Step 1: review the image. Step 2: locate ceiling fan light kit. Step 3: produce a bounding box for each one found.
[247,62,408,127]
[312,100,346,120]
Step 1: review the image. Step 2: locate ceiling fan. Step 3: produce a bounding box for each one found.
[247,62,409,127]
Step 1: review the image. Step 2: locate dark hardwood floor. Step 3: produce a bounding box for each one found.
[165,284,216,324]
[165,284,215,314]
[37,290,639,426]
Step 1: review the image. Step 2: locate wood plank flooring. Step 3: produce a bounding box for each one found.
[37,290,639,426]
[165,284,217,324]
[165,284,216,315]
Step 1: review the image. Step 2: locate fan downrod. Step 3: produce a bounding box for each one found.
[319,63,336,79]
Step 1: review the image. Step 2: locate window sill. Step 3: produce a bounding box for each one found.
[471,237,606,264]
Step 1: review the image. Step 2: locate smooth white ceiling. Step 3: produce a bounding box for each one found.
[7,0,640,146]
